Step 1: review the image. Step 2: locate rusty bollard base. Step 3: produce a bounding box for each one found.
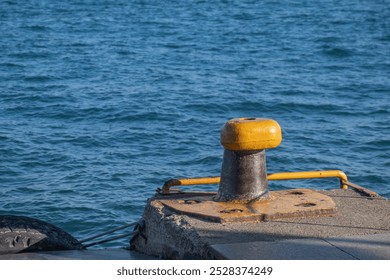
[157,189,336,223]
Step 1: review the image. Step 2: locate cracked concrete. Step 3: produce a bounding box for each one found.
[131,188,390,259]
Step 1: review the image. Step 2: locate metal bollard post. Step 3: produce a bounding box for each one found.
[215,118,282,202]
[157,117,337,223]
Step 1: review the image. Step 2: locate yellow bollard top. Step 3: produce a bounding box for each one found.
[221,118,282,151]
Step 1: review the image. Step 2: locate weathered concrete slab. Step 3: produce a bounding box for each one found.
[211,233,390,260]
[0,248,156,260]
[131,188,390,259]
[210,238,356,260]
[326,233,390,260]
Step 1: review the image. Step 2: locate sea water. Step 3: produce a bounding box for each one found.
[0,0,389,249]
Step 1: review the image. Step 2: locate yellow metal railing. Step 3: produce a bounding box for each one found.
[161,170,349,194]
[267,170,348,189]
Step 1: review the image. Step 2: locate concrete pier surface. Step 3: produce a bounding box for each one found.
[131,188,390,260]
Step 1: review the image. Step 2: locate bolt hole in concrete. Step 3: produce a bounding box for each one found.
[220,209,244,214]
[179,200,202,204]
[290,191,304,195]
[295,203,317,207]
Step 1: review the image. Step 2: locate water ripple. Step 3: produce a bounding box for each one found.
[0,0,389,248]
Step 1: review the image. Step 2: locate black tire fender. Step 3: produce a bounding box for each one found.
[0,215,82,254]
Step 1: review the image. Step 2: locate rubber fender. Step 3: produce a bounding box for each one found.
[0,215,82,254]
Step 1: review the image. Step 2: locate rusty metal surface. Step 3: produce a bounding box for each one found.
[216,149,268,202]
[346,181,381,197]
[158,189,336,223]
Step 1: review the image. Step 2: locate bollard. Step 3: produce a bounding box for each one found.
[215,118,282,202]
[156,117,337,223]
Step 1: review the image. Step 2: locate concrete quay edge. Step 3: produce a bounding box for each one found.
[131,188,390,260]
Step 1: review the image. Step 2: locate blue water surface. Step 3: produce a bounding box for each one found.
[0,0,389,248]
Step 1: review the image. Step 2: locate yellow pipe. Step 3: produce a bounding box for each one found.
[161,170,348,194]
[267,170,349,190]
[162,177,220,193]
[173,177,220,186]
